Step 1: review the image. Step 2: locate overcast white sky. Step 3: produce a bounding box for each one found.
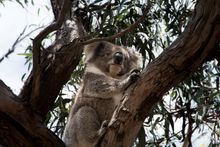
[0,0,52,94]
[0,1,211,146]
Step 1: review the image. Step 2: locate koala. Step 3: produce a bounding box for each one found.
[63,41,142,147]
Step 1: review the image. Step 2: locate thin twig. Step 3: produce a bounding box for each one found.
[0,26,44,63]
[0,26,26,62]
[42,1,151,56]
[79,2,152,46]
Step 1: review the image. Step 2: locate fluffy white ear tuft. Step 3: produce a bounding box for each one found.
[83,44,94,63]
[127,46,143,69]
[83,41,110,63]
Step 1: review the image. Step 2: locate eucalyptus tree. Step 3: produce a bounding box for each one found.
[0,0,220,146]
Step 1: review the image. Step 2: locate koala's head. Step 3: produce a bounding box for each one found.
[84,41,142,79]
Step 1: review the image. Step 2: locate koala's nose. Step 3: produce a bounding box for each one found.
[114,52,123,65]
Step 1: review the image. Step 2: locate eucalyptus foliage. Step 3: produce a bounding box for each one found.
[47,0,220,146]
[9,0,220,146]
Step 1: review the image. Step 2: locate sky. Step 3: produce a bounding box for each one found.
[0,1,211,146]
[0,0,52,94]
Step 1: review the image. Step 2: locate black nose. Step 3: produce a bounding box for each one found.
[114,52,123,64]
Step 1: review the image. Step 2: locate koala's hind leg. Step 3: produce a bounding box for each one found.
[66,106,102,147]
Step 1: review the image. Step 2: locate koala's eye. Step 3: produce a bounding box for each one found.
[104,52,111,57]
[98,52,108,57]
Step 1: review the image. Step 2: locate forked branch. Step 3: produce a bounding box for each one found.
[79,2,152,46]
[31,0,71,100]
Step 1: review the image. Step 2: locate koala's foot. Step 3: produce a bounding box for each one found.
[130,69,140,83]
[98,120,109,136]
[95,120,109,147]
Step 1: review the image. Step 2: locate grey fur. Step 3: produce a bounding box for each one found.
[63,41,142,147]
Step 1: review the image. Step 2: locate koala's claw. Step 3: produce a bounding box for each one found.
[130,69,140,83]
[98,120,109,136]
[131,69,140,74]
[95,120,109,147]
[101,120,109,128]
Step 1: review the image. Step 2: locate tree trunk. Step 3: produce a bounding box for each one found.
[0,0,84,146]
[0,0,219,146]
[19,0,85,117]
[0,80,65,146]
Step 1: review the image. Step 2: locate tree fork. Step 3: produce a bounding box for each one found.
[0,0,219,146]
[19,1,85,117]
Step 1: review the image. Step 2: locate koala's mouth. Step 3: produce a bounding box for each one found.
[109,64,123,77]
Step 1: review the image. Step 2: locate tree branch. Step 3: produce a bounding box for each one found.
[100,0,220,146]
[19,0,85,117]
[32,0,71,101]
[32,0,71,68]
[79,2,152,45]
[0,26,43,63]
[50,0,62,20]
[0,80,65,146]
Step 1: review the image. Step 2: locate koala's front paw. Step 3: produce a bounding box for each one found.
[129,69,140,83]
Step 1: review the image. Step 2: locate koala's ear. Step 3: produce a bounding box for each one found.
[84,41,112,62]
[127,48,143,69]
[84,43,94,63]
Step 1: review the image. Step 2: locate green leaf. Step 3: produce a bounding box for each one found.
[17,53,32,57]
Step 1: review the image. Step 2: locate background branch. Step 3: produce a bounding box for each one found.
[19,0,85,117]
[79,2,151,45]
[31,0,71,105]
[0,26,43,63]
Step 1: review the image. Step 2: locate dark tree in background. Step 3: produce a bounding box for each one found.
[0,0,220,146]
